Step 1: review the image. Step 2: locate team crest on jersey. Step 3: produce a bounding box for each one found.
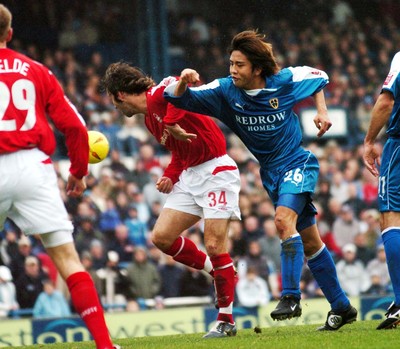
[269,98,279,109]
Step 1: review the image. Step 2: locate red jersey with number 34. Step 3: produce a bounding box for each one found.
[0,48,88,178]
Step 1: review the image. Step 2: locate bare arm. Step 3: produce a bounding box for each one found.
[312,90,332,137]
[363,91,394,176]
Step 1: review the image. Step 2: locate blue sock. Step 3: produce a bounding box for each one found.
[382,228,400,305]
[307,246,350,312]
[281,235,303,299]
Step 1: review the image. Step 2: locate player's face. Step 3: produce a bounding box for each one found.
[109,94,137,118]
[229,50,264,89]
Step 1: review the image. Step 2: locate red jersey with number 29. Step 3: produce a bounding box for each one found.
[0,48,88,178]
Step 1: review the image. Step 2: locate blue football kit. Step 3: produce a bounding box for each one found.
[376,52,400,310]
[165,65,351,312]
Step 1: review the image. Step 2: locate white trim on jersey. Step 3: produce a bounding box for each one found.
[288,66,329,82]
[383,52,400,90]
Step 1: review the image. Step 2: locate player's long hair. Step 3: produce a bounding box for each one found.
[102,61,155,102]
[0,4,12,41]
[228,30,280,78]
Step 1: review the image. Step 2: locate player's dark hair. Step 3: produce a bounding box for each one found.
[228,30,280,77]
[102,61,155,102]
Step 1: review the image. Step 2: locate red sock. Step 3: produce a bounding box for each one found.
[211,253,235,324]
[166,236,210,271]
[67,271,113,349]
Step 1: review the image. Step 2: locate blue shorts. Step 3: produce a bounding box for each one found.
[378,138,400,212]
[260,150,319,230]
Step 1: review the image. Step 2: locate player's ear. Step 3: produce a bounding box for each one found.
[6,28,13,42]
[117,91,126,101]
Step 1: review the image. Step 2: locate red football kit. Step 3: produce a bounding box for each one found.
[145,76,227,183]
[0,48,88,178]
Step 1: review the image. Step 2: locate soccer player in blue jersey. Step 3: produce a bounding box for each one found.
[164,30,357,330]
[363,51,400,330]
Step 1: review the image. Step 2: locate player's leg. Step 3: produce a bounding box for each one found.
[270,204,303,320]
[152,208,213,273]
[42,232,116,349]
[8,150,117,349]
[374,139,400,329]
[202,218,236,338]
[300,222,357,331]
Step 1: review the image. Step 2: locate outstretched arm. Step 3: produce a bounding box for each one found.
[363,90,394,177]
[174,69,200,96]
[312,90,332,137]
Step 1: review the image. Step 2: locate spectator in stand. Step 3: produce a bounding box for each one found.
[158,255,184,298]
[237,240,280,300]
[0,228,19,267]
[366,245,391,292]
[96,251,127,310]
[258,217,281,273]
[99,198,122,242]
[228,220,247,261]
[33,278,71,319]
[178,266,212,298]
[89,239,107,270]
[0,265,19,318]
[241,214,264,243]
[9,236,34,281]
[142,167,169,207]
[343,182,368,218]
[314,202,341,260]
[353,232,376,266]
[106,224,135,264]
[15,256,48,311]
[335,243,371,297]
[123,247,161,307]
[236,266,270,309]
[332,204,363,249]
[361,209,382,248]
[74,216,104,255]
[124,204,148,247]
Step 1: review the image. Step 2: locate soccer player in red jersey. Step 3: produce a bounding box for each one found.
[0,5,118,349]
[102,62,241,338]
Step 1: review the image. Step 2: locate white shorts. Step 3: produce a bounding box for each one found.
[164,154,241,220]
[0,149,74,239]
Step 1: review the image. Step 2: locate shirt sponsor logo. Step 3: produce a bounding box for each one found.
[153,113,163,123]
[269,98,279,109]
[235,111,285,131]
[160,129,169,145]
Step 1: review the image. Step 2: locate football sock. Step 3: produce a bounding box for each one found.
[165,236,213,273]
[67,271,113,349]
[211,253,235,324]
[281,234,303,299]
[382,228,400,305]
[307,245,350,311]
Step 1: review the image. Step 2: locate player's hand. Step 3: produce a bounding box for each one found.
[166,124,197,143]
[313,112,332,137]
[180,69,200,84]
[66,174,87,197]
[156,177,173,194]
[363,142,381,177]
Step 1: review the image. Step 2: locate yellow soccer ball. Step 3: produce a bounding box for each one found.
[88,130,110,164]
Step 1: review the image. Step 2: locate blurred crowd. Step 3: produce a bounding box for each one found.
[0,0,398,317]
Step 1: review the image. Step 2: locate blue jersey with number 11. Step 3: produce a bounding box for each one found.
[164,66,328,171]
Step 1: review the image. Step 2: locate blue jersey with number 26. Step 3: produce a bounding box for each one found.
[164,66,328,171]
